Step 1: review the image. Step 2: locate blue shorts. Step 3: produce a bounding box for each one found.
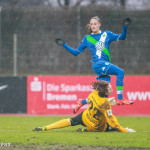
[92,61,112,83]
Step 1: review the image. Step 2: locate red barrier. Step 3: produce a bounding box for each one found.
[27,75,150,115]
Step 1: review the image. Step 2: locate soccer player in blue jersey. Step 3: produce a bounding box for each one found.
[55,16,134,109]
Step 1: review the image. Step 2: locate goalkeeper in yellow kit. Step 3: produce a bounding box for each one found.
[33,81,135,132]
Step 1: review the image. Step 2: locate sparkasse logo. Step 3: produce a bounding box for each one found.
[30,77,42,92]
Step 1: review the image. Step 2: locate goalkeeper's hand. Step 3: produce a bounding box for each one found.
[126,127,136,133]
[108,97,116,106]
[55,38,65,46]
[73,99,83,114]
[123,18,131,26]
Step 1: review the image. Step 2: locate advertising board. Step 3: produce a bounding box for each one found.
[27,75,150,115]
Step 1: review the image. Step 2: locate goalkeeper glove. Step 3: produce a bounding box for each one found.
[126,127,136,133]
[123,18,131,26]
[73,99,83,114]
[55,38,65,46]
[108,97,116,106]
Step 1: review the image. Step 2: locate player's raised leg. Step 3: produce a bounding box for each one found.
[106,64,134,105]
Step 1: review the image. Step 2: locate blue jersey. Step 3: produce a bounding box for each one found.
[63,26,128,63]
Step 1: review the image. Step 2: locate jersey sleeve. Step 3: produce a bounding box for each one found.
[107,31,121,41]
[103,99,128,132]
[63,36,87,56]
[76,36,87,53]
[81,98,89,105]
[107,26,128,42]
[63,43,81,56]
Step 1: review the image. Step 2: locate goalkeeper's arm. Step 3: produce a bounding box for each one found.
[73,97,116,114]
[73,98,89,114]
[55,38,80,56]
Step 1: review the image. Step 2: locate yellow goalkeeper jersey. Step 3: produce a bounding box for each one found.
[82,90,127,132]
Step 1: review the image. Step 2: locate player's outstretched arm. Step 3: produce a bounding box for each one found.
[55,38,80,56]
[105,109,136,132]
[118,18,131,40]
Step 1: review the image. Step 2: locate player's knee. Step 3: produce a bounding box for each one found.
[70,112,84,126]
[70,117,79,126]
[70,116,81,126]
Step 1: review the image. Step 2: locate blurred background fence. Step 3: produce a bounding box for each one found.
[0,0,150,76]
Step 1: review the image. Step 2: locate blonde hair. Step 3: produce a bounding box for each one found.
[86,16,101,34]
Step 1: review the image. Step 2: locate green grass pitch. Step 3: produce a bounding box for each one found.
[0,115,150,150]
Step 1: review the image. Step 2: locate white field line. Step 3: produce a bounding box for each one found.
[136,131,150,132]
[0,130,150,132]
[0,130,150,133]
[0,130,16,131]
[0,130,35,132]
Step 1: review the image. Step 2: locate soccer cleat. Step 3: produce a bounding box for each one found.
[73,100,83,114]
[33,127,46,131]
[117,98,134,106]
[77,127,87,132]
